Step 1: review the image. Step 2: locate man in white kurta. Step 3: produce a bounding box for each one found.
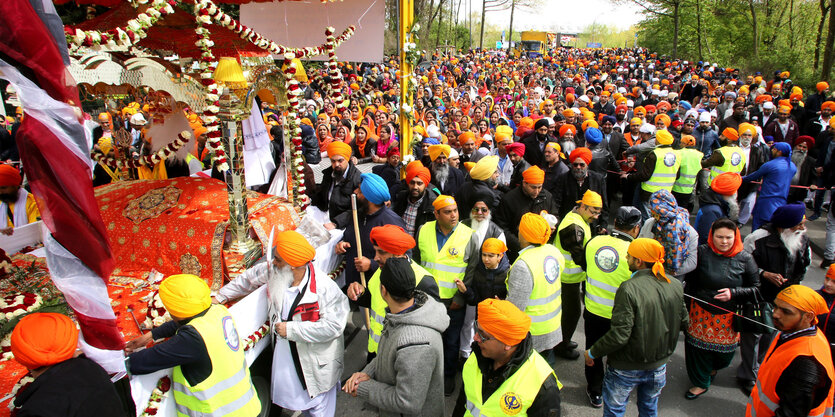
[214,230,349,417]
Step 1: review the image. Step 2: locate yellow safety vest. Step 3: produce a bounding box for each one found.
[417,221,473,300]
[509,244,564,336]
[709,146,747,181]
[641,147,682,193]
[366,259,433,353]
[584,234,632,319]
[171,305,261,417]
[554,211,590,284]
[462,349,561,417]
[671,148,704,194]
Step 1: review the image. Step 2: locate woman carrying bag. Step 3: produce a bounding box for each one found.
[683,218,760,399]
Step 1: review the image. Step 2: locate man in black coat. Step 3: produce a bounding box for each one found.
[312,143,363,230]
[553,149,609,234]
[494,167,558,261]
[428,144,465,196]
[521,118,558,168]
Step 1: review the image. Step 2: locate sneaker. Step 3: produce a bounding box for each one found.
[444,375,455,396]
[553,344,580,360]
[822,259,834,269]
[587,391,603,408]
[809,213,821,221]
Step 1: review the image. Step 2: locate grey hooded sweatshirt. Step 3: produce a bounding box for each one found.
[357,291,450,417]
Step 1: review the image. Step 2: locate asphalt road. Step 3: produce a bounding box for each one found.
[272,246,828,417]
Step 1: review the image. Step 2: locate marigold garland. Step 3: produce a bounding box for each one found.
[91,131,191,170]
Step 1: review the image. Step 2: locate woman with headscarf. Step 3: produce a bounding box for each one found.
[351,125,377,164]
[683,218,759,399]
[372,124,398,164]
[640,189,698,280]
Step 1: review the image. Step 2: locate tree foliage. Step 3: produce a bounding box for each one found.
[626,0,834,86]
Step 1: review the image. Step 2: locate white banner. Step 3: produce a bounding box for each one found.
[241,101,275,188]
[240,0,385,63]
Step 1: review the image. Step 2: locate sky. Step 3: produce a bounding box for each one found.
[466,0,644,33]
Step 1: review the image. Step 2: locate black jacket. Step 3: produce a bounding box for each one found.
[552,170,609,233]
[312,163,363,228]
[543,160,569,196]
[494,186,558,259]
[685,244,760,314]
[372,162,401,200]
[749,224,811,302]
[461,245,510,305]
[392,188,438,238]
[521,132,558,168]
[739,143,771,197]
[452,335,561,417]
[341,206,406,286]
[430,164,465,196]
[15,356,127,417]
[788,155,817,203]
[455,179,501,219]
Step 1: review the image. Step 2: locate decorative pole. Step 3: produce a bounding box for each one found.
[214,57,258,255]
[399,0,415,161]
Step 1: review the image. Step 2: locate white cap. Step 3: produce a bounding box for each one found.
[449,148,459,159]
[541,212,558,229]
[579,95,590,103]
[571,108,582,116]
[639,124,656,134]
[426,125,441,138]
[698,112,712,123]
[130,113,147,125]
[710,110,718,118]
[618,87,627,94]
[626,99,635,107]
[685,109,699,120]
[763,101,775,110]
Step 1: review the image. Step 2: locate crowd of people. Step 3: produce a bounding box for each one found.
[5,46,835,417]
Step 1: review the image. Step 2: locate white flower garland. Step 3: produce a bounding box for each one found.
[192,16,228,172]
[65,0,176,53]
[91,131,191,170]
[282,53,309,210]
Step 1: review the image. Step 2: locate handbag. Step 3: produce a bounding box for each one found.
[733,288,774,334]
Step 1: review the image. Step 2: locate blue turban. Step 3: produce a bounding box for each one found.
[585,127,603,145]
[770,203,806,229]
[601,115,617,126]
[423,137,440,145]
[360,173,390,205]
[764,135,775,143]
[772,141,792,157]
[679,101,692,111]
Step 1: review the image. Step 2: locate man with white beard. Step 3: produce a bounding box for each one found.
[736,204,811,395]
[428,144,465,196]
[214,230,349,417]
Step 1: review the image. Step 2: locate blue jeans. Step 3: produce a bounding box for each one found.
[603,364,666,417]
[442,306,466,377]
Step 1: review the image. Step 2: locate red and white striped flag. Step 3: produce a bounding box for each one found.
[0,0,124,372]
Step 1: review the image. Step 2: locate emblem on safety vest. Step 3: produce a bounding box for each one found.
[449,247,459,256]
[500,391,523,415]
[730,152,742,166]
[663,152,677,167]
[594,246,620,273]
[222,316,240,351]
[544,256,560,284]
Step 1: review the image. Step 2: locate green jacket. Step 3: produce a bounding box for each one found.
[589,269,688,370]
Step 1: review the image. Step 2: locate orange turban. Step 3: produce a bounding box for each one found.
[790,93,803,102]
[159,274,211,318]
[545,142,561,154]
[0,164,21,187]
[581,120,599,132]
[428,144,451,161]
[627,238,668,282]
[822,101,835,112]
[738,123,756,137]
[817,82,829,92]
[406,165,431,186]
[519,117,535,129]
[370,225,415,255]
[522,166,545,184]
[630,117,643,126]
[327,141,352,161]
[779,104,792,113]
[710,172,742,196]
[477,299,530,346]
[681,135,696,147]
[413,125,427,138]
[458,131,476,144]
[405,160,424,173]
[495,126,514,142]
[722,127,739,142]
[274,230,315,267]
[559,124,576,137]
[433,195,456,211]
[576,189,603,208]
[634,106,646,116]
[519,212,551,245]
[11,313,78,370]
[776,285,829,324]
[481,238,508,254]
[98,112,112,122]
[570,147,592,165]
[655,114,671,127]
[561,109,575,118]
[655,129,674,145]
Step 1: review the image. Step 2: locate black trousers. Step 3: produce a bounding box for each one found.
[584,308,612,396]
[561,282,583,344]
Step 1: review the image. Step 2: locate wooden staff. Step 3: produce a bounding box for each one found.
[351,194,371,330]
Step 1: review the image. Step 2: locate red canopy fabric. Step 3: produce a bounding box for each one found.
[56,0,314,5]
[71,2,269,58]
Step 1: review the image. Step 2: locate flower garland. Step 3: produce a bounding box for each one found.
[91,131,191,170]
[0,293,44,362]
[324,27,346,113]
[193,0,355,59]
[4,374,33,410]
[328,259,346,281]
[243,322,270,351]
[64,0,177,54]
[142,290,171,330]
[282,54,309,211]
[140,375,171,417]
[192,15,228,172]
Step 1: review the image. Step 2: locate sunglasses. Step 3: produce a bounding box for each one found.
[572,162,587,167]
[474,322,496,342]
